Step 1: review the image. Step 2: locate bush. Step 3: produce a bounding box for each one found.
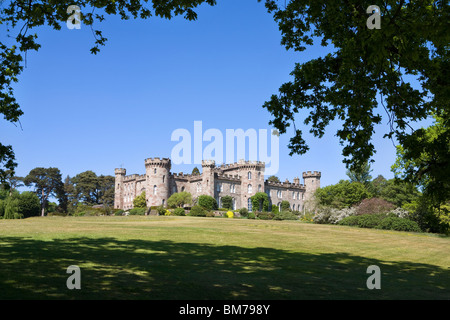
[376,217,421,232]
[172,208,186,216]
[189,205,207,217]
[338,215,360,227]
[314,207,356,224]
[156,205,166,215]
[271,205,279,213]
[355,197,395,215]
[281,201,291,212]
[239,207,249,218]
[221,196,233,210]
[274,211,298,220]
[17,192,40,218]
[248,212,256,219]
[198,195,218,210]
[356,214,386,228]
[257,211,275,220]
[226,211,234,218]
[129,207,146,215]
[206,211,216,217]
[114,209,124,216]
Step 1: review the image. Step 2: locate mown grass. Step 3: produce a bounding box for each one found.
[0,216,448,300]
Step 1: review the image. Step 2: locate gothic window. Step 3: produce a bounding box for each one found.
[248,172,252,180]
[248,184,252,193]
[153,185,157,195]
[293,191,296,199]
[172,186,176,194]
[248,198,252,212]
[258,184,261,192]
[154,168,157,174]
[232,198,236,210]
[277,190,282,198]
[181,186,185,192]
[197,183,202,193]
[163,175,165,183]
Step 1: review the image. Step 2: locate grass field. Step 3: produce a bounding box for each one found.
[0,216,448,300]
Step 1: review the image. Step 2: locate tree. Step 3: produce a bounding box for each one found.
[346,162,373,187]
[71,171,115,206]
[281,200,291,212]
[167,191,192,208]
[259,1,448,183]
[191,167,200,176]
[220,195,233,210]
[392,113,450,208]
[23,167,64,216]
[17,191,41,218]
[0,0,218,183]
[315,180,371,209]
[251,192,270,212]
[267,176,280,183]
[133,191,147,209]
[197,195,217,210]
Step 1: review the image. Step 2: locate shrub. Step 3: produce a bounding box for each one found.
[376,217,421,232]
[226,211,234,218]
[274,211,298,220]
[338,215,360,227]
[314,207,356,224]
[257,211,274,220]
[356,214,386,228]
[251,193,270,212]
[189,205,207,217]
[248,212,256,219]
[172,208,186,216]
[271,205,279,213]
[221,196,233,210]
[114,209,124,216]
[205,211,215,217]
[198,195,218,210]
[355,197,395,215]
[239,207,249,218]
[156,205,166,215]
[17,192,40,218]
[281,201,291,212]
[129,207,146,215]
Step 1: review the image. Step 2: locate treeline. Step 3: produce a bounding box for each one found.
[0,167,115,218]
[312,164,450,234]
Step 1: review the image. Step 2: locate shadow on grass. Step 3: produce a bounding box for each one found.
[0,236,448,300]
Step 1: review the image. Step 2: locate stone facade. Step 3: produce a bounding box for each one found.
[114,158,321,212]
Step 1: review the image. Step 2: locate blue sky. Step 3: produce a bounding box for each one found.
[0,0,428,188]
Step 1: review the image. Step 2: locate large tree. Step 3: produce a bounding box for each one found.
[0,0,218,183]
[71,170,115,206]
[23,167,64,216]
[259,0,449,195]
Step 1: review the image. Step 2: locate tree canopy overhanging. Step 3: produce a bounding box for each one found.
[1,0,449,205]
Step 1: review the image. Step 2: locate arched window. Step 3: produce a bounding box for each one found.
[293,191,296,199]
[248,184,252,193]
[248,198,252,212]
[258,184,261,192]
[153,185,157,195]
[172,186,176,194]
[197,183,202,193]
[232,198,236,210]
[162,175,165,183]
[181,186,185,192]
[154,168,157,174]
[248,171,252,180]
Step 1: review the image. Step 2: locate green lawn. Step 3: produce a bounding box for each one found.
[0,216,448,300]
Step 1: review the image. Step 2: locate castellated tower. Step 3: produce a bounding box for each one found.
[201,160,215,197]
[114,168,126,209]
[237,160,265,210]
[145,157,171,207]
[303,171,321,208]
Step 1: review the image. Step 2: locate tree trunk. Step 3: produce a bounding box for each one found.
[41,189,46,217]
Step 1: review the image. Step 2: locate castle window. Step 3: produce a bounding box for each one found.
[217,183,221,192]
[230,184,235,193]
[258,172,261,179]
[293,192,296,199]
[181,186,185,192]
[277,190,282,198]
[258,184,261,192]
[248,184,252,193]
[154,168,157,174]
[248,198,252,212]
[197,183,202,193]
[153,185,157,195]
[172,186,176,194]
[248,172,252,180]
[163,175,165,183]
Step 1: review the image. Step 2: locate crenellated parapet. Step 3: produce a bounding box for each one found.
[145,157,171,169]
[302,171,321,178]
[265,180,305,190]
[216,173,241,182]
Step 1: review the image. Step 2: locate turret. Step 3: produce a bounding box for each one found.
[114,168,126,209]
[302,171,321,204]
[145,157,171,207]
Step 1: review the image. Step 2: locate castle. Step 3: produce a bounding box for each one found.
[114,158,321,212]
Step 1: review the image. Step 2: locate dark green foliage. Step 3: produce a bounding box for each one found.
[355,214,386,229]
[247,212,256,219]
[280,201,291,212]
[172,208,186,216]
[198,195,218,210]
[129,208,146,216]
[337,216,360,227]
[271,205,279,213]
[220,196,233,210]
[239,207,248,218]
[274,211,298,221]
[17,191,40,218]
[376,217,421,233]
[251,192,270,212]
[156,205,166,216]
[114,209,124,216]
[189,205,207,217]
[256,212,275,220]
[315,180,371,208]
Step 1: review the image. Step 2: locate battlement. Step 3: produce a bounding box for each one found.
[219,160,265,171]
[115,168,126,175]
[124,174,139,182]
[265,180,305,189]
[172,172,193,180]
[302,171,321,178]
[216,173,241,182]
[202,160,216,167]
[145,157,171,168]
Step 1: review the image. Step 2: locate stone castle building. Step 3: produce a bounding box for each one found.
[114,158,321,212]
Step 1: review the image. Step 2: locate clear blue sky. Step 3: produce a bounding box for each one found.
[0,0,429,188]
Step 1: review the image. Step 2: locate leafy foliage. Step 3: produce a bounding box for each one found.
[133,191,147,209]
[197,195,217,210]
[355,197,395,216]
[251,192,270,212]
[167,191,192,208]
[220,195,233,210]
[315,180,371,208]
[188,205,208,217]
